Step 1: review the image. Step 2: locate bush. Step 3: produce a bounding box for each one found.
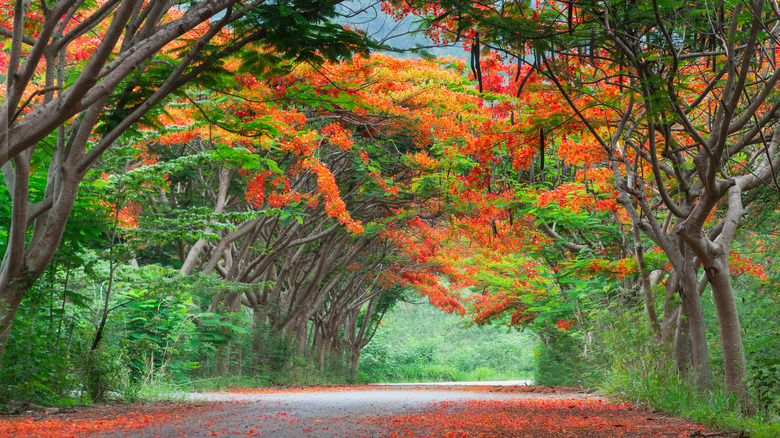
[533,334,592,386]
[0,316,81,405]
[79,346,127,402]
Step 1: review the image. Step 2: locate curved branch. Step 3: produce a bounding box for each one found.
[537,221,586,252]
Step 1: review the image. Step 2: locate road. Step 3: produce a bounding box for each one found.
[94,381,585,438]
[45,382,728,438]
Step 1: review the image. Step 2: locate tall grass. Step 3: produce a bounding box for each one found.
[602,363,779,438]
[589,311,780,438]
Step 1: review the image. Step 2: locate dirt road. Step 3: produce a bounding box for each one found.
[1,384,734,437]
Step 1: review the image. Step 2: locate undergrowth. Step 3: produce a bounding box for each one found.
[603,365,779,438]
[591,310,780,438]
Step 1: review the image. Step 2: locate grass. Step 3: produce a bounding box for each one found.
[603,367,780,438]
[361,363,533,384]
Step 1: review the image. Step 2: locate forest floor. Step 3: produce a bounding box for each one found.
[0,384,743,437]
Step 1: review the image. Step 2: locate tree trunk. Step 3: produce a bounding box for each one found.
[660,271,681,346]
[284,314,309,360]
[316,335,330,372]
[294,322,308,360]
[0,151,81,367]
[679,253,712,390]
[0,152,33,363]
[348,345,360,375]
[680,186,752,408]
[674,297,692,374]
[252,308,268,358]
[632,226,661,334]
[0,281,25,364]
[707,256,751,410]
[251,307,269,368]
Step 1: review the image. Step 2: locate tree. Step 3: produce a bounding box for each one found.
[0,0,370,364]
[94,52,482,372]
[382,0,780,407]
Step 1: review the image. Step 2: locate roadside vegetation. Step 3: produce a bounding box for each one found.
[359,300,536,383]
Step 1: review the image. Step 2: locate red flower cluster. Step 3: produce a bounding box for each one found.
[557,319,574,331]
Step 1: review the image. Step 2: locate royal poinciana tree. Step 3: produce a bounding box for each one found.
[4,0,776,401]
[379,0,780,406]
[95,52,487,372]
[0,0,371,365]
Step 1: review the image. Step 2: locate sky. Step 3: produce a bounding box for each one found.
[338,0,467,58]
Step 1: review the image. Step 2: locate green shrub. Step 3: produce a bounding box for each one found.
[0,302,84,405]
[533,334,594,386]
[79,346,127,402]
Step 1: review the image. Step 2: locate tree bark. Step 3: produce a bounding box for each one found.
[685,185,752,409]
[678,244,712,390]
[632,226,661,334]
[707,261,749,408]
[674,296,692,374]
[348,346,360,375]
[0,281,25,364]
[251,306,269,365]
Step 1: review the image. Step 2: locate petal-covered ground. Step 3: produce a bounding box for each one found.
[0,385,739,438]
[365,398,711,437]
